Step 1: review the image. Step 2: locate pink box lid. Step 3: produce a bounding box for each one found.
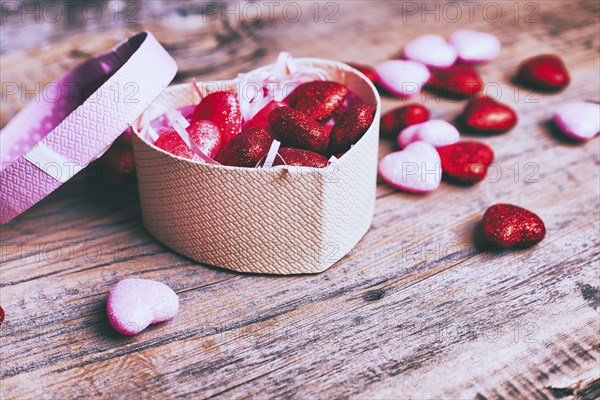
[0,31,178,224]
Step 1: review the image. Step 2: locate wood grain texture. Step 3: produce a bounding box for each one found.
[1,1,599,398]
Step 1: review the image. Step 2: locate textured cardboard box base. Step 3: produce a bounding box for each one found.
[133,58,380,274]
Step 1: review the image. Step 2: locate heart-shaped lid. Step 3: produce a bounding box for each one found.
[0,31,178,224]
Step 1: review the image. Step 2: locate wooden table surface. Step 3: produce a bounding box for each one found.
[1,1,599,398]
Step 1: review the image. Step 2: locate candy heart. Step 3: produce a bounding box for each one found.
[100,145,136,184]
[461,96,518,134]
[404,34,457,68]
[328,104,375,154]
[243,100,287,130]
[269,107,330,154]
[448,30,501,63]
[378,141,441,193]
[481,204,546,249]
[346,62,378,83]
[380,104,430,138]
[516,54,570,92]
[107,278,179,336]
[154,120,222,159]
[191,91,242,145]
[273,148,330,168]
[285,81,348,122]
[376,60,430,97]
[398,119,459,149]
[437,141,494,184]
[425,64,483,99]
[553,102,600,141]
[217,127,273,167]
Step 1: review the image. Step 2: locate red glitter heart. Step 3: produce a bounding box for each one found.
[191,91,242,145]
[273,148,330,168]
[285,81,348,122]
[380,104,430,138]
[269,107,330,154]
[516,54,570,92]
[328,104,375,154]
[461,96,518,134]
[217,127,273,167]
[437,141,494,184]
[482,204,546,249]
[425,65,483,99]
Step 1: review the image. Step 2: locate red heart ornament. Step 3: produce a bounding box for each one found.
[380,104,430,138]
[516,54,570,92]
[425,65,483,99]
[273,148,330,168]
[328,104,375,154]
[154,120,221,160]
[217,127,273,167]
[191,91,242,145]
[437,141,494,184]
[285,81,348,122]
[269,107,330,154]
[482,204,546,249]
[345,62,378,83]
[461,96,517,134]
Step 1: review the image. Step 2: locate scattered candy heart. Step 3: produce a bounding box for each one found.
[217,127,273,167]
[346,62,378,83]
[107,278,179,336]
[481,204,546,249]
[449,30,501,63]
[269,107,330,154]
[380,104,430,138]
[425,64,483,99]
[404,34,457,69]
[100,145,136,184]
[243,101,286,130]
[461,96,518,134]
[516,54,570,92]
[273,148,330,168]
[376,60,430,97]
[398,120,460,149]
[437,141,494,184]
[154,120,222,160]
[378,141,442,193]
[328,104,375,154]
[191,91,242,145]
[553,102,600,141]
[0,305,4,326]
[285,81,348,122]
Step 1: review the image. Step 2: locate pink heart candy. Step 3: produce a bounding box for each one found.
[378,141,442,193]
[553,102,600,141]
[398,119,460,149]
[107,278,179,335]
[376,60,430,97]
[404,34,457,69]
[449,30,501,63]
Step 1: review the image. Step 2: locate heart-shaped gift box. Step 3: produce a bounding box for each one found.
[132,58,380,274]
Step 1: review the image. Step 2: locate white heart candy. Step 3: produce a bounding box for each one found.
[398,120,460,148]
[553,102,600,141]
[449,30,501,63]
[378,141,441,193]
[404,34,457,69]
[376,60,430,97]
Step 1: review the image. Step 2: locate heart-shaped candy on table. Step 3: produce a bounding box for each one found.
[380,104,430,138]
[285,81,348,122]
[273,148,330,168]
[403,34,457,69]
[516,54,570,92]
[346,62,378,83]
[398,119,460,149]
[191,91,242,145]
[481,204,546,249]
[328,104,375,154]
[437,141,494,184]
[217,127,273,167]
[376,60,431,97]
[107,278,179,335]
[461,96,517,134]
[448,30,501,63]
[553,102,600,141]
[425,64,483,99]
[269,107,330,154]
[378,141,442,193]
